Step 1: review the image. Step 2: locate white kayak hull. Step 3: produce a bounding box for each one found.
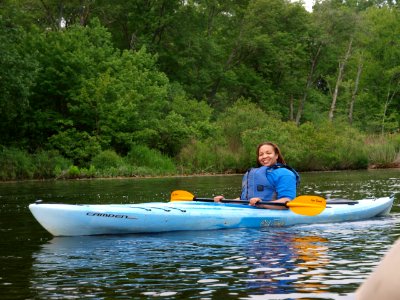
[29,196,394,236]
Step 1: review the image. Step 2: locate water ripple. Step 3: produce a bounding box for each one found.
[29,215,400,299]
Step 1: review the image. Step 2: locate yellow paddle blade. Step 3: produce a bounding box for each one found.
[170,190,195,201]
[287,195,326,216]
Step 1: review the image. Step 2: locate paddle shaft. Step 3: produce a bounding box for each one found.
[170,190,327,216]
[194,197,358,205]
[194,197,287,206]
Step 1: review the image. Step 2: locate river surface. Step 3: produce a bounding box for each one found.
[0,169,399,299]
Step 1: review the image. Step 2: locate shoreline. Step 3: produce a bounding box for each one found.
[1,167,399,184]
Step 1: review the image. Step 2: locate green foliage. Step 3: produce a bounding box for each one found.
[178,140,243,174]
[67,165,81,178]
[59,25,174,155]
[0,16,38,146]
[33,150,71,179]
[178,100,279,173]
[0,1,399,180]
[240,0,310,113]
[216,99,279,151]
[178,101,371,173]
[48,128,101,166]
[366,134,400,167]
[169,88,215,140]
[0,147,72,180]
[367,142,397,167]
[241,120,369,171]
[91,150,124,170]
[299,122,367,169]
[125,145,176,175]
[0,148,34,180]
[23,19,118,151]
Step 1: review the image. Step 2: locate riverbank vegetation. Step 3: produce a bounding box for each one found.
[0,0,399,181]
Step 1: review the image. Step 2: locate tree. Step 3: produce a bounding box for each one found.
[0,17,38,147]
[348,52,363,125]
[239,0,311,119]
[360,7,400,132]
[307,2,359,123]
[328,36,353,121]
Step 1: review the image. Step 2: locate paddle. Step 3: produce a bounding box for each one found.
[170,190,326,216]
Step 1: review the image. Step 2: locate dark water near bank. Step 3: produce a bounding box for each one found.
[0,169,399,299]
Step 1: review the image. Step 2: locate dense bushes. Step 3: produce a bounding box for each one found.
[0,128,398,181]
[0,148,71,180]
[0,145,177,180]
[0,96,397,181]
[366,134,400,168]
[176,101,397,174]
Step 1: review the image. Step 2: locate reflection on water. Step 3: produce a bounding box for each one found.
[238,232,330,296]
[292,236,330,293]
[30,214,400,299]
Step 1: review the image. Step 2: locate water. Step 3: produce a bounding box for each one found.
[1,169,399,299]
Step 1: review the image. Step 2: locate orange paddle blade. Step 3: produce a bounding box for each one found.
[286,195,326,216]
[170,190,195,201]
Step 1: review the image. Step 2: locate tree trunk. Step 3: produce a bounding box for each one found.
[290,95,294,121]
[295,43,322,126]
[79,0,91,26]
[348,55,363,125]
[151,1,167,45]
[40,0,58,30]
[381,78,400,134]
[329,37,353,121]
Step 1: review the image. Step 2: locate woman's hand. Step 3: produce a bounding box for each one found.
[249,197,262,206]
[214,195,225,202]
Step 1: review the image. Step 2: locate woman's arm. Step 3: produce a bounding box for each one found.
[249,197,291,209]
[214,195,240,202]
[249,170,296,209]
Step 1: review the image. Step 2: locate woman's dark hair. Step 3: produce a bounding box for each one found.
[256,142,286,166]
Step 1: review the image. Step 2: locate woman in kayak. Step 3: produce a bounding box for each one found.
[214,142,299,209]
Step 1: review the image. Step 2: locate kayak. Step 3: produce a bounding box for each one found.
[29,196,394,236]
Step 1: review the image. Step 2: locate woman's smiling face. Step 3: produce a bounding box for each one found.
[258,144,279,167]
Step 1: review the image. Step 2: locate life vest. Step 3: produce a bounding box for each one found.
[240,164,300,201]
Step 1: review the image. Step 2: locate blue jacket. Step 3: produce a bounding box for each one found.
[240,164,298,201]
